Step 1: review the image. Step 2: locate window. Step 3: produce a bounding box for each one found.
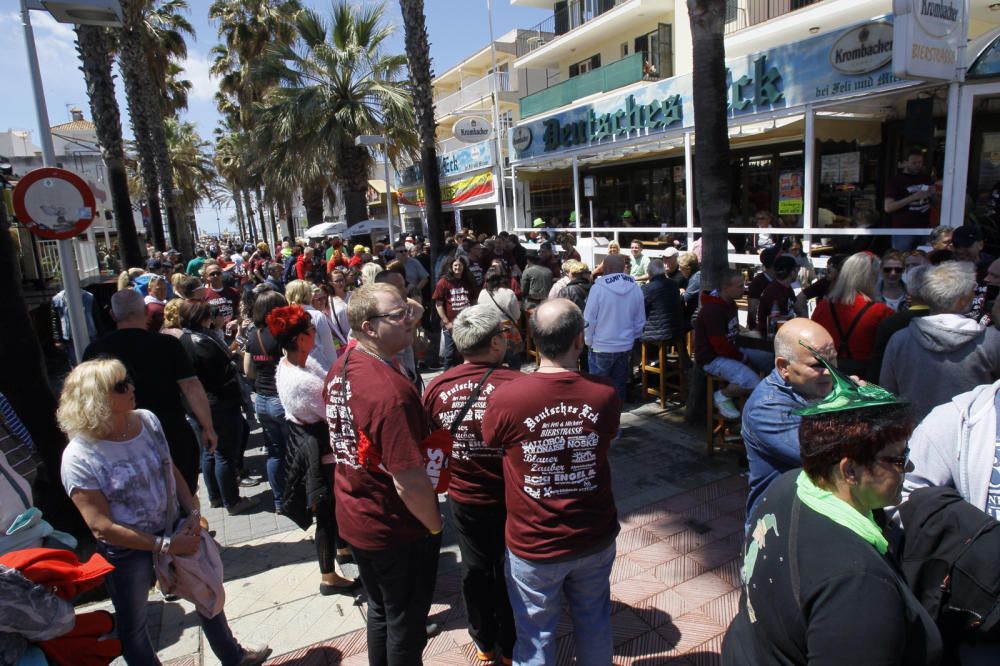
[569,54,601,78]
[620,42,629,58]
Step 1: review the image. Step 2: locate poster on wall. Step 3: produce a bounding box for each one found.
[820,152,862,184]
[778,171,804,215]
[978,133,1000,193]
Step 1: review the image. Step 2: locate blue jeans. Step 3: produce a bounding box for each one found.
[255,393,288,509]
[505,540,615,666]
[201,403,242,508]
[442,328,458,370]
[99,543,243,665]
[588,349,631,402]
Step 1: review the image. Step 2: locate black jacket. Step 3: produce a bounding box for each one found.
[281,420,333,530]
[558,278,592,311]
[722,470,942,666]
[179,328,241,405]
[640,274,683,342]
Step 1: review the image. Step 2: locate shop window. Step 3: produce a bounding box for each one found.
[970,37,1000,79]
[634,26,672,78]
[569,54,601,78]
[528,178,574,223]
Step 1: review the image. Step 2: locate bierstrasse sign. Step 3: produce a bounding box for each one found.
[892,0,967,82]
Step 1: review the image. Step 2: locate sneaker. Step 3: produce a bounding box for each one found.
[713,390,741,420]
[239,474,262,488]
[475,648,495,663]
[237,646,272,666]
[227,496,260,516]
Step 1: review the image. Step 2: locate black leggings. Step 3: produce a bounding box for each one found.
[315,463,346,574]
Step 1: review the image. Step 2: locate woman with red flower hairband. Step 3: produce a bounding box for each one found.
[268,305,359,595]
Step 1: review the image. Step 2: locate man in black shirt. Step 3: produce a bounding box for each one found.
[84,289,216,493]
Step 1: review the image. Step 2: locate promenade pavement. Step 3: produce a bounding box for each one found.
[87,378,749,666]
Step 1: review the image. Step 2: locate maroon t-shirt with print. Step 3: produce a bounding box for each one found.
[482,371,621,562]
[326,348,430,551]
[432,276,475,322]
[423,362,522,506]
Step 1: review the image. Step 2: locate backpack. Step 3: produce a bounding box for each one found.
[897,486,1000,641]
[282,255,298,284]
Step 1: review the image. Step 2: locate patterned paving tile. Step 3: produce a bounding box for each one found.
[713,490,748,514]
[663,528,719,555]
[625,540,683,570]
[679,501,724,524]
[611,554,647,584]
[632,588,687,629]
[653,556,707,588]
[700,588,741,628]
[687,541,740,571]
[658,493,703,513]
[710,559,742,589]
[664,611,727,654]
[705,513,746,541]
[617,526,661,555]
[612,571,669,606]
[612,607,658,647]
[672,573,736,611]
[643,513,691,540]
[615,628,684,663]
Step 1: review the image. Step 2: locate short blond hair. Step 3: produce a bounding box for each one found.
[285,279,313,305]
[57,358,127,441]
[347,283,399,332]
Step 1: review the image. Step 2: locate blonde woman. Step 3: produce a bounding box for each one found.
[285,279,338,370]
[58,358,270,666]
[360,261,382,287]
[160,298,184,339]
[117,268,145,291]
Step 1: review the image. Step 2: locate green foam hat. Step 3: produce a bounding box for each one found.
[622,210,633,218]
[792,341,907,417]
[569,211,577,222]
[532,217,545,228]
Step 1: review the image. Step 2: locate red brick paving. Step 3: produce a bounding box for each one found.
[264,475,747,665]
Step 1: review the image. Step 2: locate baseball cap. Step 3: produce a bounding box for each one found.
[663,247,679,258]
[759,246,780,268]
[146,258,162,270]
[951,225,982,249]
[353,244,365,254]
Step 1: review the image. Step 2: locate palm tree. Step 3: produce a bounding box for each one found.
[253,1,418,227]
[214,129,251,240]
[164,119,217,222]
[74,24,144,265]
[399,0,443,262]
[688,0,731,291]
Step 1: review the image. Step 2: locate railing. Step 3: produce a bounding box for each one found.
[435,72,512,119]
[515,0,633,58]
[37,240,61,281]
[725,0,821,34]
[519,52,645,118]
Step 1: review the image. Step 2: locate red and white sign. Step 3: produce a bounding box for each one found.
[12,167,97,240]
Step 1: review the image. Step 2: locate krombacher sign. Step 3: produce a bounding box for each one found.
[541,94,682,152]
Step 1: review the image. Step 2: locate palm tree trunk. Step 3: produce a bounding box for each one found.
[75,25,144,266]
[233,188,247,240]
[255,186,269,247]
[243,189,258,243]
[281,199,295,240]
[399,0,444,265]
[269,203,280,245]
[688,0,731,292]
[0,201,88,540]
[302,181,325,226]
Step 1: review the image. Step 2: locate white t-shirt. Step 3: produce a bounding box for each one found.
[60,409,171,534]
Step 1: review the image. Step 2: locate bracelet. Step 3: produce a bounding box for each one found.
[160,536,172,554]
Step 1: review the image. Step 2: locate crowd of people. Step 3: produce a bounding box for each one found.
[4,214,1000,665]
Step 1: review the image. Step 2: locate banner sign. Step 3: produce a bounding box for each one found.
[398,140,494,187]
[399,171,494,207]
[511,16,915,162]
[892,0,967,82]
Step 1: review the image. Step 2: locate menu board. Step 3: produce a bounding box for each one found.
[820,152,861,184]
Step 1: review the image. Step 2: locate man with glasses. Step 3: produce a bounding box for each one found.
[423,305,522,664]
[326,284,442,666]
[482,298,621,666]
[203,262,241,337]
[741,318,838,529]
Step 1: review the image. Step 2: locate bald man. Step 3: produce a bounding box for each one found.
[583,253,645,402]
[740,318,837,527]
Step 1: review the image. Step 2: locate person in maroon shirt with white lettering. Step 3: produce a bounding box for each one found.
[482,298,621,666]
[423,305,521,664]
[325,283,442,666]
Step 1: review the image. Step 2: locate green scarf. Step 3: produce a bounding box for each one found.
[795,471,888,555]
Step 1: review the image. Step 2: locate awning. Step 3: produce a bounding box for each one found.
[368,179,387,194]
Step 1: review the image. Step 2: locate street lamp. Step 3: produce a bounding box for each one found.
[355,134,399,244]
[20,0,123,363]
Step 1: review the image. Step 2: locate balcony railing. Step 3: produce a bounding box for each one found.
[515,0,633,58]
[435,72,511,119]
[724,0,821,34]
[519,52,645,118]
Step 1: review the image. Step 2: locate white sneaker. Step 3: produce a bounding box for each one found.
[713,390,741,420]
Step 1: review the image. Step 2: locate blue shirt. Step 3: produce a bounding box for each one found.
[741,368,809,528]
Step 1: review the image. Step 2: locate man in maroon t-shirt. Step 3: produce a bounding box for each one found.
[482,298,621,666]
[203,262,241,337]
[326,283,443,665]
[423,305,521,663]
[746,246,780,331]
[885,148,937,251]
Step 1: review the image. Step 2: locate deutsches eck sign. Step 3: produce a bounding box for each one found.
[892,0,968,81]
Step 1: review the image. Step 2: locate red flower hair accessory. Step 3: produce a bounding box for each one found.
[266,305,312,340]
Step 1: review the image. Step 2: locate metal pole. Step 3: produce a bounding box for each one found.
[803,105,815,255]
[684,131,695,248]
[382,141,394,244]
[21,0,89,362]
[510,164,519,230]
[486,0,507,235]
[941,81,962,229]
[572,155,581,232]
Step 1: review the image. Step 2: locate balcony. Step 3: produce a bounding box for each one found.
[515,0,633,59]
[434,72,513,120]
[519,52,645,118]
[724,0,821,34]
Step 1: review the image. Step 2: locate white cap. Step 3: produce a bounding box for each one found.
[231,254,244,263]
[663,247,679,258]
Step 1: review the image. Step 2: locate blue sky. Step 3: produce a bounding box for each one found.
[1,0,549,234]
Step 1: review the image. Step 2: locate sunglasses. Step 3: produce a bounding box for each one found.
[369,304,416,323]
[113,377,134,394]
[207,271,221,277]
[883,266,904,274]
[877,447,910,471]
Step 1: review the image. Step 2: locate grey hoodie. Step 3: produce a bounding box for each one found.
[880,314,1000,423]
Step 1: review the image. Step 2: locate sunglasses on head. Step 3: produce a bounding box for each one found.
[883,266,904,274]
[113,377,134,394]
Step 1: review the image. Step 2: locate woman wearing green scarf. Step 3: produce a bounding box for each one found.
[721,344,942,665]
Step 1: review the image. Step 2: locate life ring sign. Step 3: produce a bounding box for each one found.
[12,167,97,240]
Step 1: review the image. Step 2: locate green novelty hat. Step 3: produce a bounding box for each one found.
[792,341,907,417]
[533,217,545,228]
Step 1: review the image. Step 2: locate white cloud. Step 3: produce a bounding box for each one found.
[179,49,218,103]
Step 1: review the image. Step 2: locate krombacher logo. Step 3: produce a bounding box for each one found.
[920,0,958,21]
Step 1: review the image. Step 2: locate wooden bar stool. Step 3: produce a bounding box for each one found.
[639,337,688,407]
[705,373,746,456]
